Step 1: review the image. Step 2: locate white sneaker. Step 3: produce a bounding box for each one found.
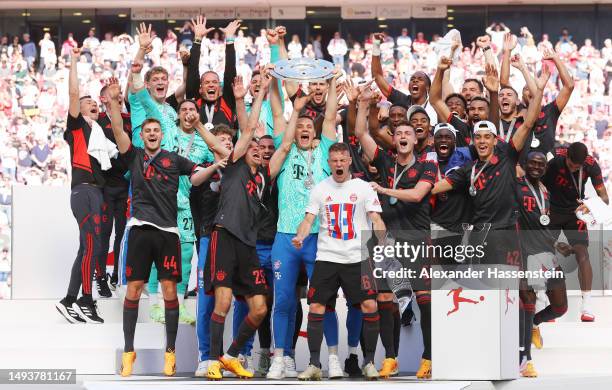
[245,355,254,374]
[328,354,344,379]
[266,356,286,379]
[195,360,210,377]
[284,355,298,378]
[362,361,379,380]
[298,364,322,381]
[223,354,245,377]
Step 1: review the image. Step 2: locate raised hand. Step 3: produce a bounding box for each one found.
[260,69,274,91]
[476,35,490,49]
[221,20,242,38]
[510,54,525,70]
[536,65,551,90]
[343,77,359,102]
[131,61,143,74]
[136,22,153,49]
[275,26,287,40]
[106,77,121,100]
[542,48,558,61]
[266,29,279,45]
[482,63,500,92]
[373,32,385,42]
[502,32,517,52]
[438,56,453,71]
[191,15,214,40]
[71,46,81,60]
[358,85,374,104]
[232,76,247,99]
[293,92,312,111]
[179,50,190,65]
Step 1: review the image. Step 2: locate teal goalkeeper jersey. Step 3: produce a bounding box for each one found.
[274,134,335,234]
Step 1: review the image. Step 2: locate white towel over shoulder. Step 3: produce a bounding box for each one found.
[87,119,118,171]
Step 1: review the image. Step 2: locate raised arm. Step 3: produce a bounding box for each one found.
[476,35,496,67]
[355,87,378,161]
[68,47,81,118]
[371,34,392,97]
[187,16,214,99]
[133,23,153,67]
[322,70,341,140]
[191,116,231,160]
[543,48,574,110]
[483,63,501,125]
[500,33,516,87]
[268,69,286,136]
[106,78,131,154]
[233,70,271,162]
[231,76,249,133]
[220,19,241,111]
[431,56,453,122]
[173,49,190,103]
[270,26,291,103]
[510,54,537,97]
[512,67,549,151]
[269,93,311,178]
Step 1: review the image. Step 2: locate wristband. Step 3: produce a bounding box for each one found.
[372,40,381,56]
[194,38,202,45]
[226,36,235,44]
[482,46,491,52]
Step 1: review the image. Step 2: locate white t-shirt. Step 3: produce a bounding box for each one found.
[306,177,382,264]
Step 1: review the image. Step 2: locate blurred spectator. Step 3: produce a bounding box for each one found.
[163,29,178,60]
[328,31,348,68]
[179,21,194,49]
[38,33,56,73]
[396,28,412,58]
[22,34,36,68]
[313,35,323,60]
[61,33,78,60]
[288,34,302,60]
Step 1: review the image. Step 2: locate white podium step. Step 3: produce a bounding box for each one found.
[0,297,197,324]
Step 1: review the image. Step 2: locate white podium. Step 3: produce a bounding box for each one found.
[432,278,519,380]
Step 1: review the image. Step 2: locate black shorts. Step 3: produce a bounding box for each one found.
[204,227,268,297]
[549,212,589,247]
[125,225,181,282]
[307,261,377,306]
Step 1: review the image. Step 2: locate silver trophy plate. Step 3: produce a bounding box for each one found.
[270,58,335,81]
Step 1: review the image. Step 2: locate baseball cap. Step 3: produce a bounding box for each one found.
[473,120,497,135]
[433,122,458,137]
[407,104,429,121]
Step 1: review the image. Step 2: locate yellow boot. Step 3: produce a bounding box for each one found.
[416,358,432,379]
[378,357,399,378]
[532,326,543,349]
[220,356,254,378]
[120,351,136,377]
[163,351,176,376]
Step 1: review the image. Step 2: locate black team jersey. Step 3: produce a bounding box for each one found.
[123,146,196,229]
[371,148,437,232]
[257,179,278,242]
[431,159,472,232]
[446,141,520,230]
[515,177,555,255]
[196,162,222,237]
[64,113,105,188]
[97,112,132,189]
[542,147,605,215]
[214,155,271,247]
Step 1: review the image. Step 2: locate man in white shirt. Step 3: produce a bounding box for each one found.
[327,32,348,69]
[292,142,386,380]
